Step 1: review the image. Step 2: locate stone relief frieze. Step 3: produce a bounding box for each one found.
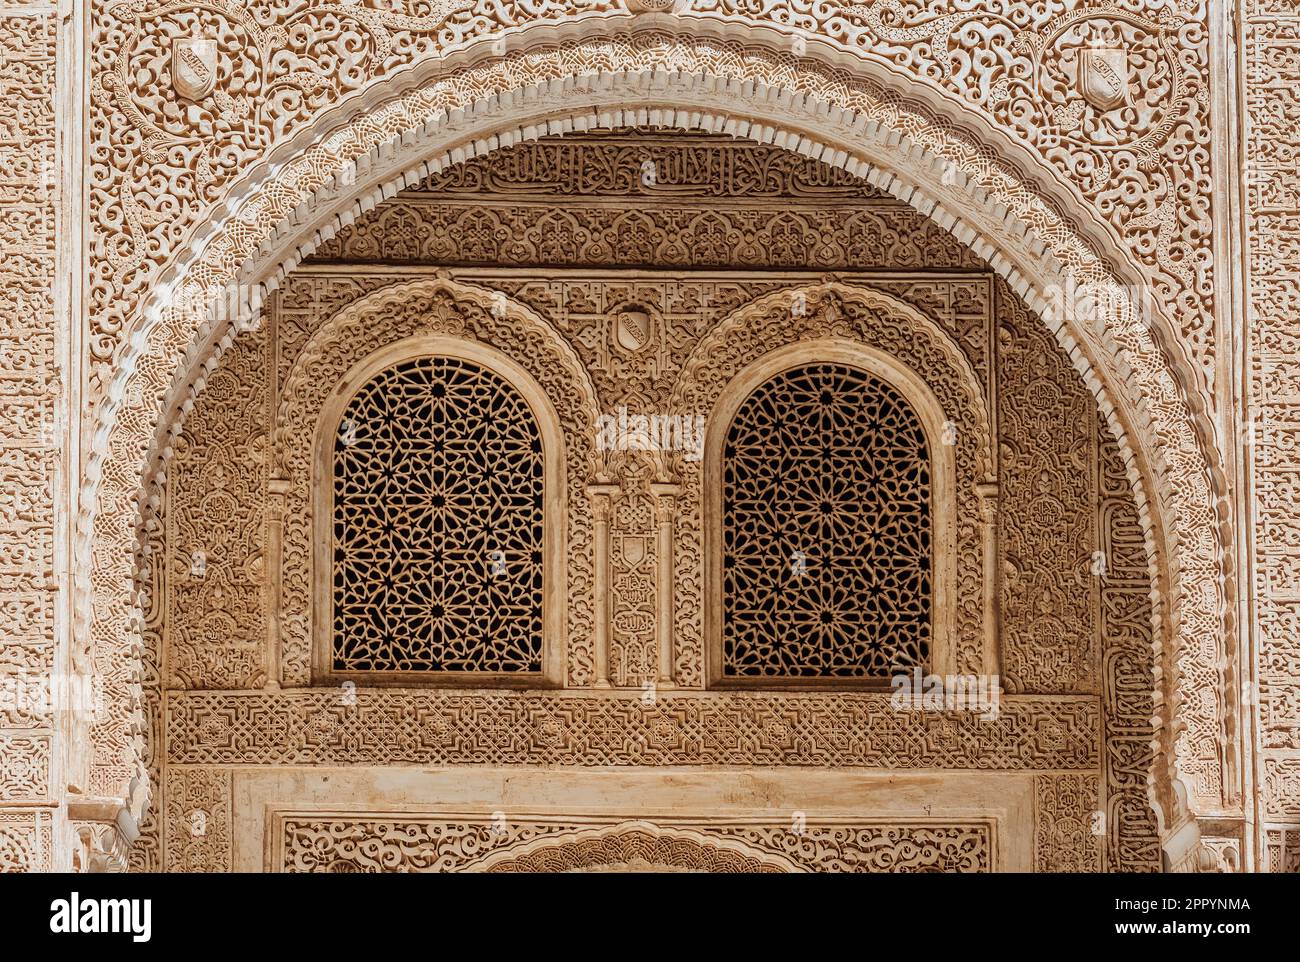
[0,12,57,868]
[90,0,619,380]
[166,688,1101,768]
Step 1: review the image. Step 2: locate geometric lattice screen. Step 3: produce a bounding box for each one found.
[331,356,545,674]
[722,362,932,679]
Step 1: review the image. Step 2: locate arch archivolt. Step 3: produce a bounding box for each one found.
[275,277,602,687]
[80,23,1233,856]
[669,283,994,687]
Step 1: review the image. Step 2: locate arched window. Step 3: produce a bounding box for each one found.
[714,359,935,684]
[321,346,558,684]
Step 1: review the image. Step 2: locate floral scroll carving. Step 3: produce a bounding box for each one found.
[695,0,1214,370]
[89,2,1216,385]
[92,0,508,371]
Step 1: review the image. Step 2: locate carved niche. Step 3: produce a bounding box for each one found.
[138,130,1160,873]
[275,278,601,687]
[669,284,994,684]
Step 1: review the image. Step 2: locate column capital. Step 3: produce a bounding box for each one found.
[586,483,620,523]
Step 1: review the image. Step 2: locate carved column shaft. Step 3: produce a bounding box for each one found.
[587,484,619,689]
[649,482,680,687]
[976,481,1001,682]
[264,478,290,690]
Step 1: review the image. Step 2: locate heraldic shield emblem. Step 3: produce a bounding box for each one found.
[172,38,218,101]
[1077,47,1130,112]
[614,308,653,354]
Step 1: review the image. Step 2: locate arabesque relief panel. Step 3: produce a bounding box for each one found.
[0,8,58,873]
[274,815,996,873]
[88,0,1218,402]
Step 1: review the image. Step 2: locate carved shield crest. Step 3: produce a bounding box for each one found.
[172,38,217,101]
[1077,47,1129,112]
[621,536,646,566]
[614,309,652,353]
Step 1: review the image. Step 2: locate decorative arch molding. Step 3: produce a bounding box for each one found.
[670,284,994,686]
[78,24,1233,862]
[275,277,602,687]
[463,821,801,874]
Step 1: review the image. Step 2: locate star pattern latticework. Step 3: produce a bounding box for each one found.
[722,363,931,678]
[332,356,544,673]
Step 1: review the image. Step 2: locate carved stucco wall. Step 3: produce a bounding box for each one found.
[74,2,1240,866]
[128,132,1160,872]
[87,0,1219,385]
[2,0,1293,871]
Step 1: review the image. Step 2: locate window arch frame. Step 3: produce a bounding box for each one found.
[704,339,957,689]
[312,334,567,688]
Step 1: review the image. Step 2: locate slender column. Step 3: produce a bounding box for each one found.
[586,484,619,688]
[975,481,1001,683]
[264,478,290,690]
[649,482,680,687]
